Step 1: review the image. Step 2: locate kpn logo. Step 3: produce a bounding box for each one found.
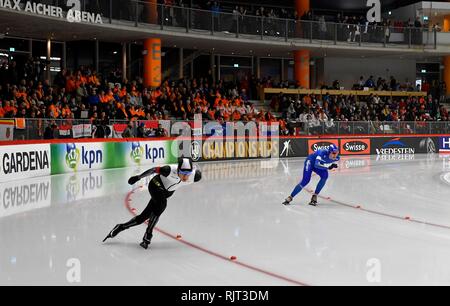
[66,143,80,170]
[130,142,144,164]
[65,143,103,170]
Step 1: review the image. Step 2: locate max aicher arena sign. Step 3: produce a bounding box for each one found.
[0,0,103,24]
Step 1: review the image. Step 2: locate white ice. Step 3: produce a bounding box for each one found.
[1,154,450,286]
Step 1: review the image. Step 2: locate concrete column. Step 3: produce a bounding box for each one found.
[294,0,310,88]
[143,38,162,88]
[444,56,450,96]
[294,50,310,88]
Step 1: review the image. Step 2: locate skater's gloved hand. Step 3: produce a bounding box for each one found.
[328,164,338,170]
[128,176,140,185]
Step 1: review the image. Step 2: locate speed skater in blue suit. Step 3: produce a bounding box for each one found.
[283,144,340,206]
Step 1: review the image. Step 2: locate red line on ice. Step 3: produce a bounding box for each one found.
[124,188,310,286]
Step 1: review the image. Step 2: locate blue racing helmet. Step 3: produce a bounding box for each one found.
[328,144,339,154]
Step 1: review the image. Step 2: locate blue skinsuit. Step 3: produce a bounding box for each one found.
[290,149,340,197]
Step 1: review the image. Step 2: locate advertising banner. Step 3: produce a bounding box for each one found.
[370,137,438,155]
[114,140,177,168]
[188,138,280,161]
[51,140,176,175]
[339,139,371,155]
[279,138,308,158]
[307,139,339,154]
[439,137,450,154]
[0,144,51,182]
[50,142,114,175]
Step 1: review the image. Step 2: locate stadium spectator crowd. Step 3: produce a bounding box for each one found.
[0,60,286,137]
[0,56,448,138]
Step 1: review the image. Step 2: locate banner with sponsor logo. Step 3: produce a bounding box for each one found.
[51,140,177,175]
[279,138,308,158]
[0,175,51,218]
[50,142,114,175]
[0,144,51,182]
[307,139,339,154]
[439,137,450,154]
[187,138,280,161]
[340,139,371,155]
[114,140,177,168]
[371,137,438,156]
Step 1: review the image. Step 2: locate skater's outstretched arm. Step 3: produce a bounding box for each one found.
[128,166,171,185]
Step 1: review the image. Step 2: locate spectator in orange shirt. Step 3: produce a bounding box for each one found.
[207,107,216,120]
[0,102,5,118]
[232,110,241,121]
[61,105,72,119]
[3,101,17,117]
[66,76,77,93]
[88,71,101,87]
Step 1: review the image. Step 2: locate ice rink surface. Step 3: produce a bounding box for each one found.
[1,154,450,285]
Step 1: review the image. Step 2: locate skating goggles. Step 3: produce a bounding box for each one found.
[178,169,193,176]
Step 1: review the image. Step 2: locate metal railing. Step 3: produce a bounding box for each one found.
[14,1,438,49]
[13,118,130,140]
[298,120,450,136]
[7,118,450,141]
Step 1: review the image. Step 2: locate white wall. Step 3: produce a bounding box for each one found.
[323,57,416,89]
